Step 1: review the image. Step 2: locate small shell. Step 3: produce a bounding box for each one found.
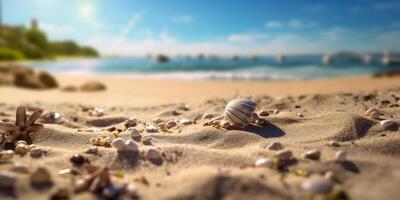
[255,158,273,168]
[180,119,193,125]
[365,107,379,116]
[380,119,399,127]
[335,150,347,161]
[224,97,256,127]
[303,149,321,160]
[111,138,126,151]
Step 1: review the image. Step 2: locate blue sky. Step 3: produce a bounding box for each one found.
[3,0,400,56]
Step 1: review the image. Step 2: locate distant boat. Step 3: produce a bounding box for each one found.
[276,54,285,64]
[322,54,333,64]
[362,54,372,64]
[382,51,400,66]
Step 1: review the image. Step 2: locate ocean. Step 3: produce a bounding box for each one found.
[27,55,399,81]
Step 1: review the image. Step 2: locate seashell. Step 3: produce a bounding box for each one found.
[335,150,347,161]
[328,140,340,147]
[255,158,273,168]
[380,119,399,127]
[30,147,44,158]
[220,120,230,128]
[111,138,126,151]
[273,109,280,114]
[224,97,256,127]
[145,124,158,133]
[301,177,334,194]
[275,149,292,161]
[266,142,283,150]
[41,112,62,124]
[297,112,304,118]
[15,144,29,155]
[165,120,177,129]
[125,140,138,152]
[365,107,379,116]
[180,119,193,125]
[370,111,380,119]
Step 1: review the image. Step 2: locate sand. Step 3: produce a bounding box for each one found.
[0,74,400,200]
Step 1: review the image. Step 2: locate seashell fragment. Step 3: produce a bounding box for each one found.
[335,150,347,161]
[380,119,399,127]
[224,97,256,127]
[266,142,283,150]
[15,143,29,155]
[365,107,379,116]
[255,158,273,168]
[301,177,334,194]
[303,149,321,160]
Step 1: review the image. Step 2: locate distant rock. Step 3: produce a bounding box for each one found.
[80,81,106,91]
[0,65,59,89]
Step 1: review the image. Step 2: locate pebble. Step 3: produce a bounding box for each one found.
[152,117,163,124]
[88,107,104,117]
[254,158,273,168]
[70,154,86,166]
[41,112,62,123]
[180,119,193,125]
[166,120,177,129]
[30,147,44,158]
[335,150,347,161]
[273,109,280,114]
[15,143,30,155]
[124,119,137,128]
[112,138,127,151]
[145,124,158,133]
[255,118,266,126]
[303,149,321,160]
[328,140,340,147]
[259,110,270,117]
[11,163,29,173]
[0,172,17,188]
[0,150,15,161]
[266,142,283,150]
[202,113,213,119]
[51,187,70,200]
[126,183,139,198]
[129,127,142,141]
[370,111,380,119]
[297,112,304,118]
[301,177,334,194]
[30,167,52,185]
[220,120,230,128]
[146,148,162,161]
[380,119,399,127]
[275,149,293,161]
[85,146,99,154]
[125,140,139,152]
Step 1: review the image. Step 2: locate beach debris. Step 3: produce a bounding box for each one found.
[255,118,266,126]
[180,118,193,125]
[275,149,293,161]
[297,112,304,118]
[85,146,99,155]
[50,187,70,200]
[255,158,273,168]
[202,113,213,119]
[0,171,17,189]
[111,138,127,151]
[152,117,163,124]
[15,142,30,155]
[112,138,139,153]
[11,163,30,173]
[80,81,106,92]
[128,127,142,142]
[30,147,44,158]
[328,140,340,147]
[41,112,62,124]
[0,150,14,162]
[145,124,158,133]
[146,147,162,164]
[165,120,177,129]
[70,154,87,167]
[75,164,114,196]
[124,118,137,128]
[30,167,53,186]
[303,149,321,160]
[88,107,105,117]
[203,97,257,128]
[259,110,270,117]
[90,136,112,147]
[365,107,381,119]
[220,120,230,128]
[335,150,347,161]
[301,177,334,194]
[266,142,283,150]
[380,119,399,127]
[0,106,44,145]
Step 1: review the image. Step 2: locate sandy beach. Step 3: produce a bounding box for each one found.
[0,74,399,200]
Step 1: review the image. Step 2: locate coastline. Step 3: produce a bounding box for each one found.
[0,74,399,106]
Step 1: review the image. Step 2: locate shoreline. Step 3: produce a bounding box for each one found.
[0,74,399,107]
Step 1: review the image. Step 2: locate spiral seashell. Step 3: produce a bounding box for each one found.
[224,97,256,127]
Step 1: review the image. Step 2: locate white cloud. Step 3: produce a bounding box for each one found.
[289,19,318,29]
[122,13,143,35]
[170,15,194,23]
[321,27,350,41]
[265,21,283,28]
[227,33,270,43]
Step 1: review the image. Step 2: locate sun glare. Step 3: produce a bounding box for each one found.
[79,3,95,18]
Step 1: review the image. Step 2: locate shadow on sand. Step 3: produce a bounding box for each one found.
[241,121,286,138]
